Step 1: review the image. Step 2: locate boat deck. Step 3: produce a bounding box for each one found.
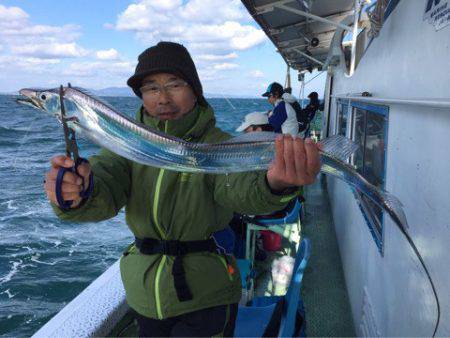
[300,176,355,337]
[251,176,355,336]
[109,176,355,337]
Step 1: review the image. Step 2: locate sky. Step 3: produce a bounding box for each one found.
[0,0,326,97]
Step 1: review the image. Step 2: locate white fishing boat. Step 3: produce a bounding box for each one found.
[32,1,450,337]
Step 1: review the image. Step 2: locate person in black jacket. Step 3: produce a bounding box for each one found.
[296,92,320,135]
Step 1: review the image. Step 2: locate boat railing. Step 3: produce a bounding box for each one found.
[32,259,128,338]
[331,94,450,109]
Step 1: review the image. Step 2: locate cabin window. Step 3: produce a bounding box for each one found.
[350,102,389,253]
[336,100,350,137]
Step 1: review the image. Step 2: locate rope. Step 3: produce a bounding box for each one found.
[304,70,325,86]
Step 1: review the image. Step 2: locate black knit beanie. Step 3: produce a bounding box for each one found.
[127,41,206,105]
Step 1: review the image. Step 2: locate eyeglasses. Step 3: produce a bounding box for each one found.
[140,80,189,97]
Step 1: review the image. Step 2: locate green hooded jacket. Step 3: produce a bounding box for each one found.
[52,103,298,319]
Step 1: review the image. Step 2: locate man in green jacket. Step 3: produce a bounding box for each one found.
[43,42,321,337]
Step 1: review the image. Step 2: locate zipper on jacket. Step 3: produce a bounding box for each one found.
[153,121,168,319]
[153,168,166,239]
[155,255,167,319]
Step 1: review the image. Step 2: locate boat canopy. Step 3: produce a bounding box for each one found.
[241,0,364,74]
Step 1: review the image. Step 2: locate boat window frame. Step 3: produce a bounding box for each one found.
[336,99,351,138]
[334,99,389,254]
[349,100,389,254]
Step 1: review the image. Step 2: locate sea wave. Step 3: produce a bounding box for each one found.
[0,260,23,285]
[30,253,58,266]
[0,289,17,299]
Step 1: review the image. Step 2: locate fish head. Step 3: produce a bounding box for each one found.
[17,88,62,118]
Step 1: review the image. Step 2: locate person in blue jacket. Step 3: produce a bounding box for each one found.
[262,82,299,136]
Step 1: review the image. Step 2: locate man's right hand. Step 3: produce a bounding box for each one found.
[44,155,92,208]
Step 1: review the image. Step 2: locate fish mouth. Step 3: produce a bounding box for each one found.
[16,88,44,110]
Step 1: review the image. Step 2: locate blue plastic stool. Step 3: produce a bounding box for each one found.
[254,199,302,226]
[234,238,311,337]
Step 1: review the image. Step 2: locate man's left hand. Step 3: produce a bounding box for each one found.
[266,135,322,192]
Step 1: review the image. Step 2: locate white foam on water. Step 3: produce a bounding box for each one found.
[1,288,17,298]
[0,210,35,222]
[21,264,36,269]
[68,241,80,256]
[0,200,18,211]
[42,222,58,230]
[7,200,17,210]
[0,260,23,285]
[30,253,57,266]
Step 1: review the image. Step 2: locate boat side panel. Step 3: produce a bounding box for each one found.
[328,0,450,336]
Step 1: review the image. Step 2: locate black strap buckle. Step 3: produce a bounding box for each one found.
[161,240,184,256]
[134,237,221,303]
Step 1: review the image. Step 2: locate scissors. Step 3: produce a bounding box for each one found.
[55,84,93,210]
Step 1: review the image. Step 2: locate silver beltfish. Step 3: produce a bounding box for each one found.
[17,86,407,231]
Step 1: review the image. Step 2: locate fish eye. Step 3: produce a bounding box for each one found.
[40,94,47,100]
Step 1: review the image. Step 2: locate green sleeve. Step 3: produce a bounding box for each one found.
[211,171,299,216]
[51,148,131,222]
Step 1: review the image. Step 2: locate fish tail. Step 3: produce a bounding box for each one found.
[320,135,359,162]
[379,189,409,231]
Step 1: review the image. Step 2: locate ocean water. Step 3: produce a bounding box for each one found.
[0,95,272,337]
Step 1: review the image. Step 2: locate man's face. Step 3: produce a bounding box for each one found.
[268,94,277,105]
[141,73,197,121]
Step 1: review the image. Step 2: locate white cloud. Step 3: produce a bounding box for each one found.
[96,48,120,60]
[198,68,226,82]
[11,43,88,58]
[0,5,84,60]
[113,0,266,57]
[213,63,238,70]
[249,70,264,78]
[62,61,135,78]
[179,0,244,24]
[0,4,137,92]
[21,58,60,65]
[197,53,238,61]
[0,5,28,29]
[149,0,183,11]
[1,24,81,41]
[0,55,60,74]
[111,0,268,87]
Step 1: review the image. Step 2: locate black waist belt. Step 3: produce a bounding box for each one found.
[134,237,218,302]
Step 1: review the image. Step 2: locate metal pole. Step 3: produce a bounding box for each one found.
[294,48,325,66]
[322,68,333,139]
[285,64,291,89]
[300,78,305,108]
[276,3,353,32]
[346,0,362,77]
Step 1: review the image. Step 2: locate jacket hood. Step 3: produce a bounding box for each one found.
[282,92,298,103]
